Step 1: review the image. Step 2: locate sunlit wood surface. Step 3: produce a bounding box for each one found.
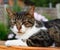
[0,41,60,50]
[0,45,60,50]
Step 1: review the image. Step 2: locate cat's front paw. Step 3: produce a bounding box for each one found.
[5,40,19,46]
[5,40,12,46]
[5,40,28,46]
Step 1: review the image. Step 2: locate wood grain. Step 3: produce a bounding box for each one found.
[0,46,60,50]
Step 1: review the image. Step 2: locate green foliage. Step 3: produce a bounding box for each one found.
[24,0,60,7]
[12,0,21,12]
[12,4,21,12]
[0,22,9,40]
[31,0,49,7]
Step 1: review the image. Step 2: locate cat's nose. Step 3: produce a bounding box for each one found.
[21,25,26,33]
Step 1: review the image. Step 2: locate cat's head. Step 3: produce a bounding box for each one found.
[6,6,35,33]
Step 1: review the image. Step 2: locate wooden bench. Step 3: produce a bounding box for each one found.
[0,46,60,50]
[0,41,60,50]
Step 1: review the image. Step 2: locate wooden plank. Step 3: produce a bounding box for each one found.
[0,46,60,50]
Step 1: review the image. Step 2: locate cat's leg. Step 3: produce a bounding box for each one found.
[5,40,27,46]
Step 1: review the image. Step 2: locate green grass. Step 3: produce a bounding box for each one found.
[43,13,52,20]
[0,22,9,40]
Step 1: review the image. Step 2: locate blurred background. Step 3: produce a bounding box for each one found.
[0,0,60,40]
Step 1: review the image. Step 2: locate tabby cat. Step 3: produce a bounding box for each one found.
[5,6,60,47]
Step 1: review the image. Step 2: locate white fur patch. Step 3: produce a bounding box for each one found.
[5,40,27,46]
[8,34,14,39]
[10,25,18,34]
[50,43,55,47]
[20,24,47,40]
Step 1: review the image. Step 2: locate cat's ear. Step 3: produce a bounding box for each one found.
[6,8,16,19]
[28,6,35,17]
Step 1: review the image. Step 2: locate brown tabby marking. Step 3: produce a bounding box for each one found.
[48,26,60,47]
[6,6,35,33]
